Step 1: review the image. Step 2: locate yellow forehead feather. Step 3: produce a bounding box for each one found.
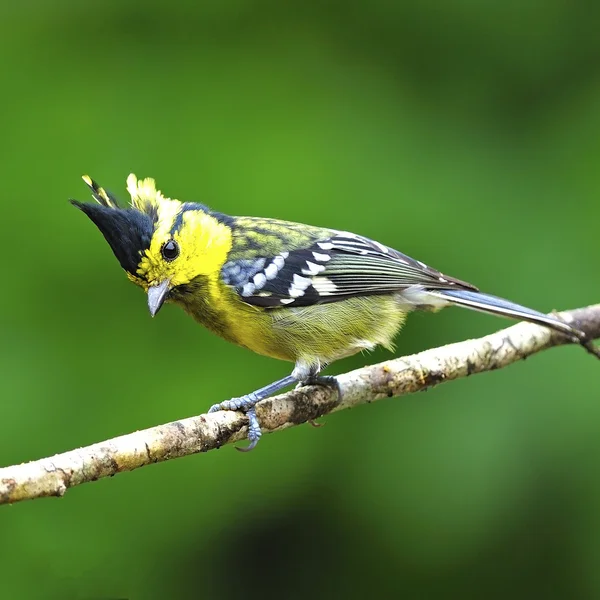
[126,173,166,213]
[126,173,181,232]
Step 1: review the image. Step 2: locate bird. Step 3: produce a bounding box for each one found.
[71,174,592,450]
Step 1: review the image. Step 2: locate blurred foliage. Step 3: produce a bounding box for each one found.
[1,1,599,598]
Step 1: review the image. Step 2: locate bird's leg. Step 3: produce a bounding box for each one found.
[209,362,341,451]
[296,363,342,398]
[294,364,342,427]
[208,374,297,451]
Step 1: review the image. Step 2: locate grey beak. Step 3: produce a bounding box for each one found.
[147,279,171,317]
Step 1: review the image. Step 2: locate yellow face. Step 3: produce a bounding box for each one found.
[132,201,232,291]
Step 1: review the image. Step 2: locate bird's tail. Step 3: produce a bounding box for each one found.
[426,288,586,343]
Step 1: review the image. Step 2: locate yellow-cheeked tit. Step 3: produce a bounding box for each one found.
[71,174,590,450]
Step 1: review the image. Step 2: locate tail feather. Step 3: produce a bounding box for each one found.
[428,288,585,343]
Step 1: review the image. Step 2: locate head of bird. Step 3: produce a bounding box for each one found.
[71,174,232,316]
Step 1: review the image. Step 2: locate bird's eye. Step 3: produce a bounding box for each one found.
[162,240,180,261]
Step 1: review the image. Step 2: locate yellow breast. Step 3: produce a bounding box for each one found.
[177,278,407,367]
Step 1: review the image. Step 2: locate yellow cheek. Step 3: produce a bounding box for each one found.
[136,254,155,283]
[168,213,232,284]
[134,209,233,286]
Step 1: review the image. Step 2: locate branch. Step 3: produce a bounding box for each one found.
[1,304,599,505]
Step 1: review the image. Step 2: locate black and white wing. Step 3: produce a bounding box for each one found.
[221,231,478,308]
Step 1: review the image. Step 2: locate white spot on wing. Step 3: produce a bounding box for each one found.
[289,274,312,298]
[272,255,286,269]
[242,282,256,296]
[317,242,334,250]
[280,298,295,305]
[302,261,325,275]
[293,274,312,288]
[289,287,305,298]
[264,262,279,280]
[312,252,331,262]
[253,273,267,289]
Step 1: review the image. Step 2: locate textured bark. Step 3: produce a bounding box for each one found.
[1,304,598,505]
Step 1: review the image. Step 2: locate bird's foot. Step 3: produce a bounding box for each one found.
[296,375,342,428]
[208,393,262,452]
[298,375,342,400]
[208,392,261,414]
[236,407,262,452]
[207,374,297,452]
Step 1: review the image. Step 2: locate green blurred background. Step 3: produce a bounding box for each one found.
[1,1,599,598]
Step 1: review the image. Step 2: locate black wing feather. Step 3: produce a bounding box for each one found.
[221,232,477,308]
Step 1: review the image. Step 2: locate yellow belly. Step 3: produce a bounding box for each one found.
[177,279,407,367]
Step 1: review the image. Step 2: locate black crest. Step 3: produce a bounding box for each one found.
[71,177,154,276]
